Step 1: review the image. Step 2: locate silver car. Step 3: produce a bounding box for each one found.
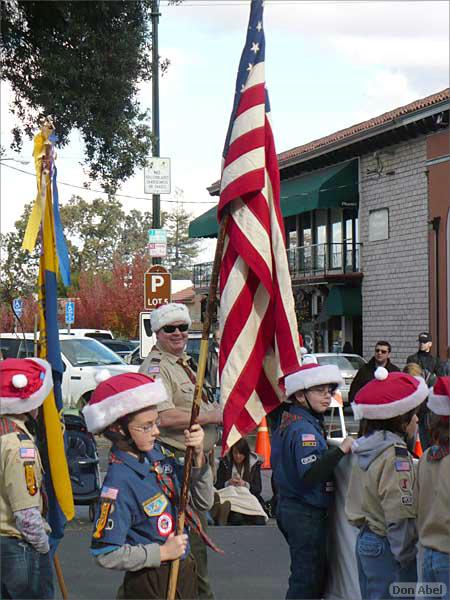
[301,353,366,405]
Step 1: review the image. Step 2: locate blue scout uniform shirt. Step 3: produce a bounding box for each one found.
[271,405,334,509]
[90,443,190,559]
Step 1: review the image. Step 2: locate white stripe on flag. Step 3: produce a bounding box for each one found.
[220,147,264,193]
[229,104,265,146]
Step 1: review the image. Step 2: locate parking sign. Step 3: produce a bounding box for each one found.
[13,298,23,318]
[65,301,75,325]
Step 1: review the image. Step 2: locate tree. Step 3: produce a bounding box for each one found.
[162,190,201,279]
[1,1,182,192]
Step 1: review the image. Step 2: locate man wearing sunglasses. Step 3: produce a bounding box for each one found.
[406,332,444,386]
[139,302,222,600]
[349,341,400,404]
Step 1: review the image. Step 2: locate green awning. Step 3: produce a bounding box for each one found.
[189,159,358,238]
[326,286,362,317]
[280,160,359,218]
[188,205,218,239]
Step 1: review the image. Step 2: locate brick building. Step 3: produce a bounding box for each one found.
[189,89,450,366]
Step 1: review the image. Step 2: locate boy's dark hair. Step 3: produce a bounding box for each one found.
[375,340,392,352]
[428,413,450,447]
[358,408,417,437]
[102,406,155,455]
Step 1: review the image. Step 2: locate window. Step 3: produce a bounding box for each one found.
[369,208,389,241]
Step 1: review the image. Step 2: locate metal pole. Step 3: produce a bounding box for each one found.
[151,0,161,233]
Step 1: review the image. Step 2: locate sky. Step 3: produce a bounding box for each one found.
[1,0,449,262]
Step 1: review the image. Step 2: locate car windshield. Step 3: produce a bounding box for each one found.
[317,355,365,371]
[60,339,125,366]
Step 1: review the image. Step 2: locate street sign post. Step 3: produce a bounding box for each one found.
[147,229,167,258]
[144,158,171,195]
[65,301,75,334]
[144,265,171,310]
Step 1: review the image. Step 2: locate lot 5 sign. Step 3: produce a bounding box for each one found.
[144,266,171,310]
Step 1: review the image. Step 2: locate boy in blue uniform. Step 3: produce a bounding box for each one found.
[83,371,215,599]
[271,362,354,599]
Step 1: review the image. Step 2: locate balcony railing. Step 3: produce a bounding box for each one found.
[193,242,361,288]
[287,242,361,279]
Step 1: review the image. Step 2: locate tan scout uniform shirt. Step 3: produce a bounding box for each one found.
[345,443,416,537]
[0,416,46,539]
[416,450,450,554]
[139,345,219,453]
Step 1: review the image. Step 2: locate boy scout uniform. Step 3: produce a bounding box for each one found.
[140,344,218,600]
[139,345,219,453]
[0,416,48,538]
[416,447,450,554]
[346,442,416,535]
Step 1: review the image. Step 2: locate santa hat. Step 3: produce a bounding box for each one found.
[150,302,191,333]
[285,362,343,397]
[352,367,428,420]
[0,358,53,415]
[427,376,450,416]
[82,371,168,434]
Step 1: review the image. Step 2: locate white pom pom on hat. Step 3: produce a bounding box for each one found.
[374,367,388,381]
[95,369,111,385]
[12,374,28,389]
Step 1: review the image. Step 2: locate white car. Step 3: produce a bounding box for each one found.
[0,333,138,409]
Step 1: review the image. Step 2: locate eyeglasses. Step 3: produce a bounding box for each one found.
[161,324,189,334]
[308,385,338,396]
[375,348,389,354]
[129,419,161,434]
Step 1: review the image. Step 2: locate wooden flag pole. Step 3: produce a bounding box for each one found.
[167,213,229,600]
[53,553,69,600]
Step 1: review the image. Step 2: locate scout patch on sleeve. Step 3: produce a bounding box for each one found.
[147,366,160,375]
[398,477,411,492]
[142,493,168,517]
[394,445,409,457]
[401,495,413,506]
[160,447,175,459]
[395,460,411,472]
[101,486,119,501]
[20,447,36,459]
[157,513,174,537]
[93,501,113,539]
[23,462,37,496]
[301,434,317,447]
[301,454,317,465]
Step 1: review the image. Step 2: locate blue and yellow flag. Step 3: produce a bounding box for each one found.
[24,119,74,545]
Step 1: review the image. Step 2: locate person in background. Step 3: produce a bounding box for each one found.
[406,332,444,386]
[271,362,354,599]
[442,346,450,376]
[215,437,266,526]
[139,303,221,600]
[346,367,428,600]
[342,341,354,354]
[0,358,54,600]
[83,372,214,600]
[349,341,400,404]
[416,376,450,600]
[403,363,430,451]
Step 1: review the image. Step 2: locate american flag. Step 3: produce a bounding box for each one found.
[218,0,301,452]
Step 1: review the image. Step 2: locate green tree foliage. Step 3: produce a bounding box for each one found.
[162,189,201,279]
[1,0,181,192]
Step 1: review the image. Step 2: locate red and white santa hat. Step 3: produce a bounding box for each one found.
[82,371,168,434]
[427,376,450,416]
[285,360,343,397]
[352,367,428,420]
[0,358,53,415]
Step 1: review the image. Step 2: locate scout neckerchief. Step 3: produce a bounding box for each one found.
[151,460,223,554]
[427,443,450,462]
[176,359,209,404]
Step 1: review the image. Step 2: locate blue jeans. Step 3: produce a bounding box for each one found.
[356,527,417,600]
[0,536,54,599]
[422,547,449,600]
[277,497,328,599]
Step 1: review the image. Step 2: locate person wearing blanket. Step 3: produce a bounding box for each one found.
[214,438,267,526]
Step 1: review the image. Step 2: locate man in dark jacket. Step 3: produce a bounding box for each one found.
[406,332,444,385]
[349,340,400,403]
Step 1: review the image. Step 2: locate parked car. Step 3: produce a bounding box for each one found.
[0,333,138,409]
[98,339,139,359]
[59,328,114,340]
[301,352,366,406]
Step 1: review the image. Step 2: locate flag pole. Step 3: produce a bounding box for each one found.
[167,212,229,600]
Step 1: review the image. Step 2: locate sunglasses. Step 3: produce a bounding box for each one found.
[161,323,189,334]
[375,348,388,354]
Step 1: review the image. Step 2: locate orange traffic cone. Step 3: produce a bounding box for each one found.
[255,416,271,469]
[414,435,423,458]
